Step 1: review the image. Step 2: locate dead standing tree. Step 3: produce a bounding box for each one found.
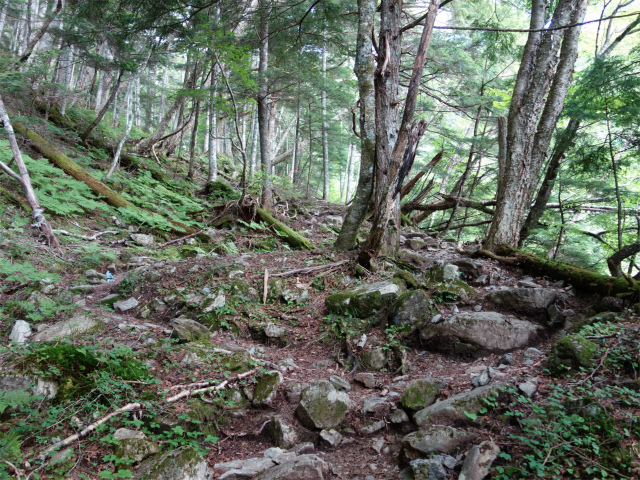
[0,95,60,247]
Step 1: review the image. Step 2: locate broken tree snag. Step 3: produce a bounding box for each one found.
[0,97,60,247]
[256,207,315,250]
[400,150,443,198]
[12,121,196,235]
[494,245,638,296]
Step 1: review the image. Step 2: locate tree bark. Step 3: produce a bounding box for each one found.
[484,0,587,251]
[17,0,62,65]
[607,242,640,278]
[334,0,376,251]
[0,96,59,247]
[257,0,273,211]
[321,34,330,200]
[80,69,124,144]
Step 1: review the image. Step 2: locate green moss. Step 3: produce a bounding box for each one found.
[253,372,282,405]
[400,379,444,411]
[422,279,476,302]
[547,334,598,375]
[221,350,253,373]
[394,269,419,289]
[204,180,240,201]
[325,279,406,318]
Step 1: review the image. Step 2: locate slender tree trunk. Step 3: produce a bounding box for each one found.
[321,35,330,200]
[341,143,353,203]
[0,0,8,44]
[60,45,74,115]
[106,82,134,181]
[257,0,273,210]
[17,0,62,65]
[249,107,258,179]
[485,0,587,251]
[334,0,376,250]
[0,95,59,247]
[81,69,123,143]
[346,143,356,202]
[188,99,201,180]
[160,63,169,121]
[207,71,218,183]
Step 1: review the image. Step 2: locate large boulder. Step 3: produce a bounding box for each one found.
[401,426,481,461]
[325,279,406,318]
[400,378,445,412]
[254,454,329,480]
[459,440,500,480]
[413,383,503,427]
[547,334,597,374]
[253,371,284,407]
[132,446,211,479]
[0,374,58,401]
[420,312,541,351]
[295,380,350,430]
[390,290,432,329]
[268,416,299,449]
[487,287,557,314]
[32,313,101,342]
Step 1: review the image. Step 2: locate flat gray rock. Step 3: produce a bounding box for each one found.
[488,287,557,313]
[130,234,154,246]
[33,313,100,342]
[402,426,481,461]
[114,297,139,312]
[254,455,329,480]
[459,440,500,480]
[132,446,211,479]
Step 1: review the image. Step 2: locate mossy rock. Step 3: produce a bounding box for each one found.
[133,446,211,479]
[230,281,260,303]
[547,334,598,375]
[205,180,241,201]
[186,399,219,436]
[390,290,433,329]
[179,245,206,258]
[401,378,445,412]
[261,278,285,303]
[422,279,476,302]
[253,371,283,407]
[220,349,253,373]
[394,270,420,289]
[361,347,388,371]
[295,380,350,430]
[325,279,406,318]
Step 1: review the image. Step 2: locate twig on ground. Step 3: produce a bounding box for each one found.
[155,230,203,248]
[53,229,119,241]
[166,368,257,403]
[3,460,23,480]
[270,259,350,277]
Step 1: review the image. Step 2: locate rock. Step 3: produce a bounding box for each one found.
[390,290,432,329]
[50,447,75,465]
[324,279,406,318]
[132,446,211,479]
[0,374,58,401]
[295,380,350,430]
[262,323,288,342]
[277,358,298,372]
[423,279,476,302]
[498,353,514,366]
[290,443,314,455]
[420,312,541,351]
[394,270,420,289]
[487,287,557,314]
[400,378,444,412]
[285,382,307,404]
[324,215,344,229]
[372,437,386,454]
[360,420,385,435]
[471,368,491,387]
[458,440,500,480]
[33,313,101,342]
[201,292,226,313]
[319,429,342,447]
[254,454,329,480]
[547,334,597,374]
[362,396,390,416]
[329,375,350,391]
[408,238,426,250]
[114,297,139,312]
[170,317,210,343]
[361,347,387,371]
[518,380,537,397]
[231,281,260,303]
[9,320,32,344]
[221,350,254,373]
[215,457,275,478]
[130,234,154,246]
[414,383,503,427]
[388,408,410,424]
[401,426,481,460]
[262,279,285,303]
[547,304,564,328]
[253,371,284,407]
[268,416,299,449]
[427,263,460,283]
[114,428,159,463]
[409,457,447,480]
[281,289,309,304]
[354,373,376,389]
[524,347,543,358]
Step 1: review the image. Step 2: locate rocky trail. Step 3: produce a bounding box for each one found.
[2,201,639,480]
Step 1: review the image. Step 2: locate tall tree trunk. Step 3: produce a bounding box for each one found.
[341,143,353,204]
[188,99,201,180]
[321,35,330,200]
[59,44,74,115]
[17,0,62,65]
[160,63,169,121]
[484,0,587,251]
[0,95,59,247]
[0,0,8,44]
[249,108,258,179]
[357,0,439,267]
[257,0,273,211]
[346,143,356,202]
[334,0,376,251]
[81,69,123,143]
[207,69,218,183]
[106,82,134,181]
[292,82,301,183]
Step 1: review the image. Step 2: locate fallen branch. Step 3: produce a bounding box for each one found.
[38,402,141,460]
[166,368,257,403]
[256,207,315,250]
[263,269,269,304]
[271,260,350,277]
[155,230,203,249]
[477,248,518,265]
[53,229,119,241]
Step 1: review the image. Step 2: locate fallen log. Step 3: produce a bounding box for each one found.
[488,245,639,296]
[12,122,196,234]
[256,207,315,250]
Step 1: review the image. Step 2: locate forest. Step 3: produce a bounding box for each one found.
[1,0,640,479]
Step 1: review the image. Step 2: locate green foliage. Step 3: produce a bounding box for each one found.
[0,389,34,415]
[0,259,60,287]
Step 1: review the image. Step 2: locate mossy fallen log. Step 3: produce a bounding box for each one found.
[256,207,315,250]
[13,121,196,234]
[493,245,638,296]
[0,184,31,212]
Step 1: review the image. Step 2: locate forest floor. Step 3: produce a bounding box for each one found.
[2,197,640,480]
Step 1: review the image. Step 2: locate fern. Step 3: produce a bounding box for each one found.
[0,259,60,286]
[0,389,33,415]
